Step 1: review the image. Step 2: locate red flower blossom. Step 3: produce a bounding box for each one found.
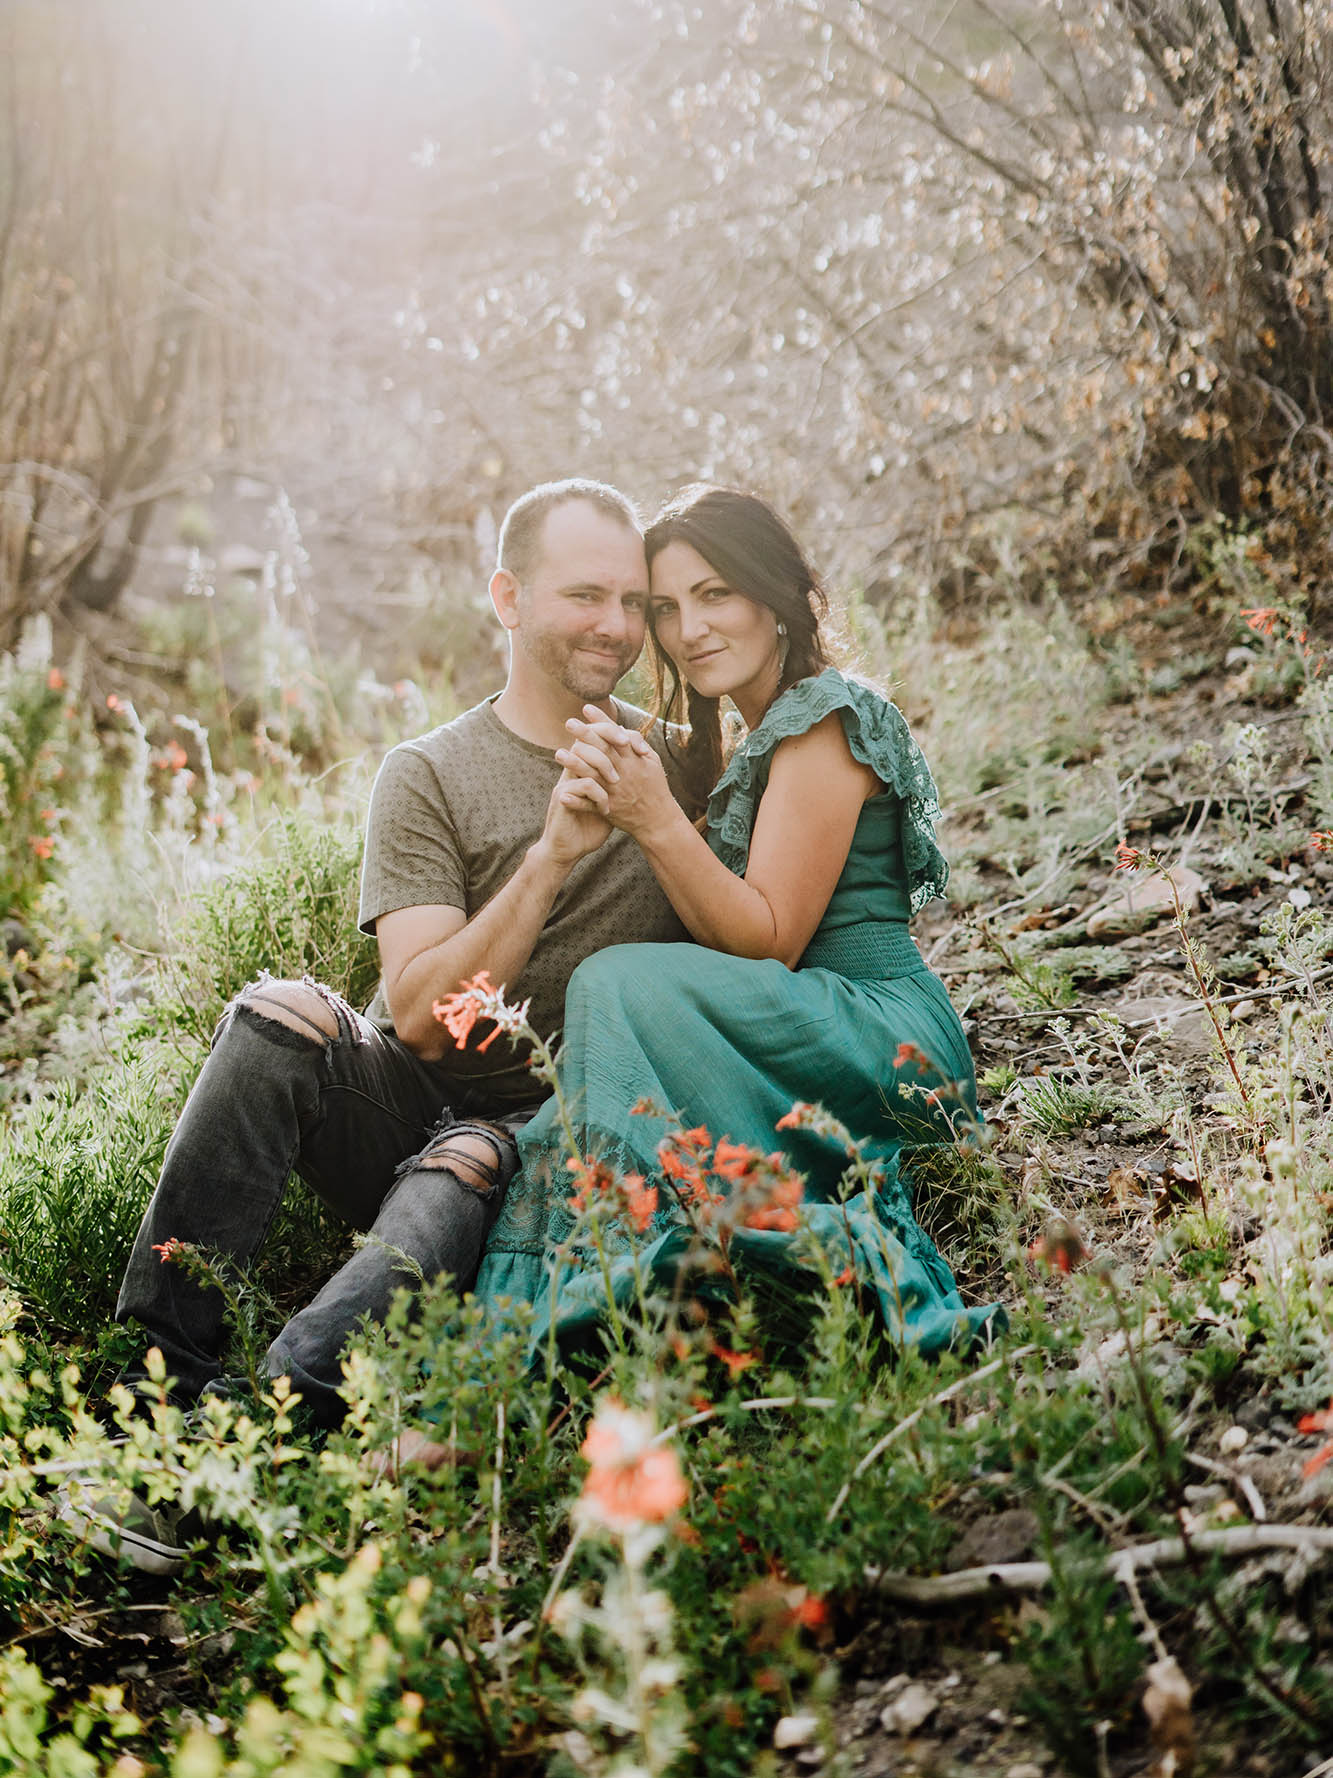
[152,1238,186,1264]
[46,668,64,691]
[893,1042,924,1071]
[1298,1401,1333,1478]
[1312,831,1333,854]
[832,1265,856,1287]
[1028,1222,1089,1275]
[28,836,54,860]
[106,693,121,711]
[1114,840,1144,871]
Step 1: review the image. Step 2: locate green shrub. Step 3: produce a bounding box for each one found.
[0,1050,184,1332]
[148,810,380,1047]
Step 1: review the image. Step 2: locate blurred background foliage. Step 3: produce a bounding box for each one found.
[5,0,1333,717]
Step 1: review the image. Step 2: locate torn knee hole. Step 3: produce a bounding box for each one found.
[238,981,341,1043]
[418,1130,515,1194]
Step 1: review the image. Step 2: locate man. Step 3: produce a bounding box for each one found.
[87,479,684,1567]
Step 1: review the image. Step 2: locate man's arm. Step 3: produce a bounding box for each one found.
[376,774,611,1059]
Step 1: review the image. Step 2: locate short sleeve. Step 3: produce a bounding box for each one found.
[704,668,949,915]
[358,743,466,933]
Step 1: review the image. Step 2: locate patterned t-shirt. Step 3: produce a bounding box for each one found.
[358,695,687,1114]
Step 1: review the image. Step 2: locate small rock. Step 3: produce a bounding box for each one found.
[1005,1765,1044,1778]
[796,1750,823,1768]
[880,1682,939,1735]
[1220,1424,1249,1455]
[1230,998,1256,1020]
[774,1712,821,1750]
[1087,864,1208,939]
[1288,886,1313,909]
[950,1508,1039,1569]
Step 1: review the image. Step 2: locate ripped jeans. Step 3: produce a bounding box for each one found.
[114,978,523,1427]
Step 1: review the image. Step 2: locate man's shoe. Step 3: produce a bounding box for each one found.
[56,1478,203,1577]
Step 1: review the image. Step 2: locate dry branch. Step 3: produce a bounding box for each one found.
[866,1524,1333,1604]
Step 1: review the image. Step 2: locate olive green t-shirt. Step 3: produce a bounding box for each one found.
[358,695,687,1114]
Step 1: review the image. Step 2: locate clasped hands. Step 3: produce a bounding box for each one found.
[554,705,672,838]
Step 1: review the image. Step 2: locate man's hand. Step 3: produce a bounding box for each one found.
[555,709,675,841]
[538,767,613,867]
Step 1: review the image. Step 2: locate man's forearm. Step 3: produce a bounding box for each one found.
[390,841,572,1057]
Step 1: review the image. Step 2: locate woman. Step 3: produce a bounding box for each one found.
[470,486,998,1361]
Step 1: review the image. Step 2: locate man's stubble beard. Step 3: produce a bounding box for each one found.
[519,626,635,703]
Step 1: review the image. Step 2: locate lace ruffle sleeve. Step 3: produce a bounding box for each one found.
[704,667,949,915]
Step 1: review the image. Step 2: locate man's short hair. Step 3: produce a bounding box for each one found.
[497,479,641,583]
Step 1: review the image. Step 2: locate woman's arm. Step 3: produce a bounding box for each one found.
[558,709,880,967]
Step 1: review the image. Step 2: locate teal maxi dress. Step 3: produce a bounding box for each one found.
[472,668,1001,1360]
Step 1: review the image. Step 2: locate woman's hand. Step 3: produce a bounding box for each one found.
[554,707,677,840]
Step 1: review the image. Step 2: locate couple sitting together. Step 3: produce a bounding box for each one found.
[95,477,996,1569]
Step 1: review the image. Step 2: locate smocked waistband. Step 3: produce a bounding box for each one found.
[797,920,924,980]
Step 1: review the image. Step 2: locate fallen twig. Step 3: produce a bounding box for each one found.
[865,1523,1333,1604]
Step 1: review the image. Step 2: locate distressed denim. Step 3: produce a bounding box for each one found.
[115,980,521,1427]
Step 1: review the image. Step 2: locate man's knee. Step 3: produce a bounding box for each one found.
[235,979,342,1044]
[413,1122,517,1197]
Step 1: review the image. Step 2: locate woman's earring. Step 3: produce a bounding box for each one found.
[776,620,789,673]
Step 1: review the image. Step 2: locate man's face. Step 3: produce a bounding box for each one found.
[512,501,649,702]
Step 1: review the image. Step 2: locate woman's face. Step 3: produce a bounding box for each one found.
[648,540,782,724]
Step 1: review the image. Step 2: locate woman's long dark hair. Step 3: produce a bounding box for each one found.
[643,485,830,816]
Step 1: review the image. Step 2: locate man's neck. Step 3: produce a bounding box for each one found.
[491,679,617,751]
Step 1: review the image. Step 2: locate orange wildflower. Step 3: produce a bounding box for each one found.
[578,1397,688,1533]
[832,1264,856,1287]
[622,1173,658,1232]
[28,835,54,860]
[741,1172,803,1233]
[106,693,121,711]
[1312,831,1333,854]
[152,1238,186,1263]
[775,1102,816,1131]
[893,1042,923,1071]
[46,668,64,691]
[713,1139,758,1180]
[1241,607,1278,635]
[567,1157,658,1233]
[710,1342,757,1379]
[432,970,530,1054]
[1298,1402,1333,1478]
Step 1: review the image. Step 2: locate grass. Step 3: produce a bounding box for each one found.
[3,576,1333,1774]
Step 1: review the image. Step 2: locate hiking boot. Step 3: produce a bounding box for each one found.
[56,1474,205,1577]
